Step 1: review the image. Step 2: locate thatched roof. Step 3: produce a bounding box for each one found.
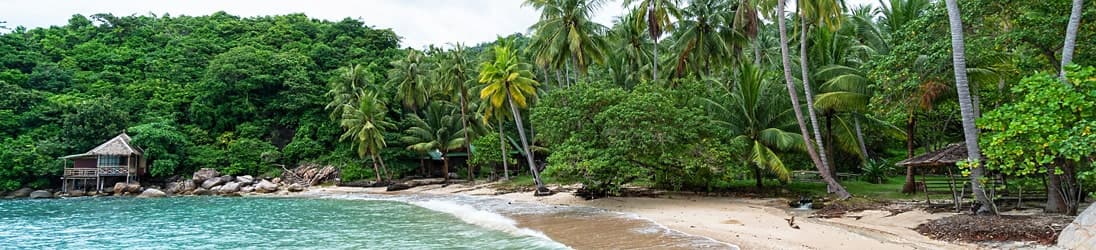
[62,133,142,159]
[895,143,968,167]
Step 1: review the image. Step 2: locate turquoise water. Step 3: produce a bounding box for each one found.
[0,196,568,249]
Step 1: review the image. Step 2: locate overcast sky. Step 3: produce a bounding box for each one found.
[0,0,877,49]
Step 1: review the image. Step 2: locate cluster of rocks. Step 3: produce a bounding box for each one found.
[1,187,57,199]
[161,168,306,196]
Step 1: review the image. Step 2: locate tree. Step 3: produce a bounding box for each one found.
[402,102,466,183]
[1061,0,1085,79]
[943,0,994,215]
[436,44,478,181]
[777,0,851,199]
[672,0,739,78]
[338,90,394,183]
[388,50,429,111]
[478,39,550,195]
[622,0,681,81]
[798,0,846,183]
[525,0,610,83]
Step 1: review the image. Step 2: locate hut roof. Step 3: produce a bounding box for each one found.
[895,143,968,167]
[61,133,143,159]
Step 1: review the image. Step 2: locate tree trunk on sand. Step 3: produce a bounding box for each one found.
[1061,0,1084,80]
[800,8,838,190]
[944,0,995,215]
[754,166,764,188]
[903,114,917,193]
[778,0,851,199]
[370,154,382,183]
[1046,165,1067,213]
[505,85,549,194]
[498,118,510,180]
[420,158,427,177]
[377,153,392,182]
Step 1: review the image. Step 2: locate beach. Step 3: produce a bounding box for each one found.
[304,183,972,250]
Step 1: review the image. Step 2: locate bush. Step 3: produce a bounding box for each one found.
[860,159,892,184]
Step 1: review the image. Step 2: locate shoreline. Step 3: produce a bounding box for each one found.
[301,183,972,250]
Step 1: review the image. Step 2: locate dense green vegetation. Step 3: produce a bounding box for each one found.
[1,0,1094,215]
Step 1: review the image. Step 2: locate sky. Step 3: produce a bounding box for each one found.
[0,0,877,49]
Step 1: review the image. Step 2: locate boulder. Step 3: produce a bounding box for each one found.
[272,177,282,185]
[1059,204,1096,249]
[113,182,128,194]
[182,180,197,192]
[164,182,182,194]
[192,187,212,196]
[236,175,254,185]
[240,186,255,193]
[192,168,221,184]
[201,177,227,189]
[386,183,412,192]
[137,189,167,198]
[287,183,305,192]
[8,187,32,198]
[29,190,53,199]
[219,182,241,194]
[255,180,278,193]
[210,185,223,193]
[125,183,142,194]
[220,175,235,183]
[68,190,86,197]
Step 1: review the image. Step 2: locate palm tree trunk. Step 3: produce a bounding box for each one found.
[944,0,995,215]
[754,166,764,188]
[497,118,510,180]
[778,0,850,199]
[799,6,838,188]
[854,115,869,162]
[903,113,917,193]
[459,85,473,182]
[1061,0,1084,80]
[505,84,548,194]
[442,149,450,183]
[369,154,382,183]
[649,0,659,82]
[377,153,392,182]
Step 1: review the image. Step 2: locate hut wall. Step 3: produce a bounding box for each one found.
[74,159,96,168]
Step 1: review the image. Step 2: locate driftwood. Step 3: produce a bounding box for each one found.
[281,164,339,186]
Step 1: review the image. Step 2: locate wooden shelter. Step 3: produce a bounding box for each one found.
[896,143,967,210]
[60,133,147,193]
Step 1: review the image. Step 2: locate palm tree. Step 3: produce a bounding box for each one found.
[402,102,467,183]
[388,49,430,111]
[672,0,740,77]
[622,0,681,81]
[777,0,851,199]
[478,39,550,195]
[325,64,379,120]
[943,0,994,215]
[338,90,395,183]
[607,10,653,87]
[709,62,802,187]
[798,0,846,182]
[525,0,610,83]
[437,44,478,180]
[1060,0,1084,80]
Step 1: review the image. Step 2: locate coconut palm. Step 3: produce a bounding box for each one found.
[777,0,851,199]
[436,43,478,180]
[402,102,467,183]
[478,39,550,195]
[607,10,653,87]
[943,0,994,215]
[797,0,846,182]
[338,90,395,183]
[622,0,681,81]
[708,62,803,187]
[524,0,610,83]
[1061,0,1084,79]
[388,49,430,111]
[325,64,379,120]
[672,0,741,77]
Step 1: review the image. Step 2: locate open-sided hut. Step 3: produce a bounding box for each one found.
[59,133,146,193]
[896,143,968,210]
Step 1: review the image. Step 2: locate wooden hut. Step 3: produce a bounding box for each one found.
[896,143,967,210]
[60,133,146,193]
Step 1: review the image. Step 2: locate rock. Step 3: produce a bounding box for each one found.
[192,168,221,184]
[125,183,142,194]
[192,188,212,196]
[8,187,33,198]
[255,180,278,193]
[164,182,182,194]
[113,182,128,194]
[287,183,305,192]
[386,183,412,192]
[210,185,222,193]
[29,190,53,199]
[236,175,254,185]
[447,172,459,179]
[201,177,227,189]
[220,175,235,183]
[272,177,282,184]
[182,180,197,192]
[137,189,167,198]
[240,186,255,193]
[68,190,86,197]
[1059,203,1096,249]
[219,182,241,194]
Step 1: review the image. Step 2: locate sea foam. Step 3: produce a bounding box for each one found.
[410,200,571,249]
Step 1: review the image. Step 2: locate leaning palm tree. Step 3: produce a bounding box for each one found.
[943,0,994,215]
[524,0,610,83]
[798,0,846,182]
[622,0,681,81]
[402,102,467,183]
[1060,0,1084,80]
[478,39,550,195]
[338,90,395,183]
[776,0,851,199]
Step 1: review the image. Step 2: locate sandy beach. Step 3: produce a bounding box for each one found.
[302,182,973,250]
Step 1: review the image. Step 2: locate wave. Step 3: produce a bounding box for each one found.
[409,200,571,249]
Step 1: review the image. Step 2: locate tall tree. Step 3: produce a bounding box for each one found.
[338,90,394,183]
[437,44,478,181]
[943,0,994,215]
[622,0,681,81]
[388,50,429,111]
[402,102,467,183]
[525,0,610,83]
[798,0,846,181]
[1060,0,1084,79]
[777,0,851,199]
[478,39,551,195]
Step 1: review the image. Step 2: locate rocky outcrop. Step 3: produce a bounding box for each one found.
[220,175,235,183]
[137,189,166,198]
[8,187,33,198]
[1059,204,1096,249]
[201,177,227,189]
[219,182,241,194]
[236,175,254,185]
[29,190,53,199]
[68,190,86,197]
[240,186,255,193]
[113,182,128,194]
[287,183,305,192]
[255,180,278,193]
[192,187,212,196]
[192,168,220,184]
[126,183,141,193]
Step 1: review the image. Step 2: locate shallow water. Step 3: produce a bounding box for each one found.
[0,196,567,249]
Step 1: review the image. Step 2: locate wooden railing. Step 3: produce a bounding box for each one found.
[64,168,98,178]
[98,166,129,176]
